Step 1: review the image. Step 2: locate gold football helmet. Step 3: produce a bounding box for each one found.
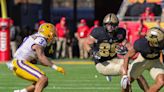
[103,13,119,26]
[38,23,56,42]
[145,27,164,47]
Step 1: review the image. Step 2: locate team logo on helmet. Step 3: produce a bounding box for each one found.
[103,13,119,26]
[145,27,164,47]
[38,23,56,42]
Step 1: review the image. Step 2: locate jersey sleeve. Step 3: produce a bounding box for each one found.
[116,27,126,42]
[159,40,164,50]
[34,37,47,47]
[90,27,102,39]
[133,39,140,52]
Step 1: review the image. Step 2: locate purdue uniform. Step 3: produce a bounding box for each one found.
[122,27,164,92]
[128,32,164,80]
[90,27,126,76]
[86,13,127,76]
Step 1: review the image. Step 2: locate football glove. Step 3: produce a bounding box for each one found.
[121,75,130,89]
[90,49,101,60]
[116,45,128,55]
[52,65,65,75]
[56,66,65,75]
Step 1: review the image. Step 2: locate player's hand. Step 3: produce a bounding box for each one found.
[90,49,101,60]
[48,45,54,54]
[56,66,65,75]
[121,75,130,89]
[116,45,128,55]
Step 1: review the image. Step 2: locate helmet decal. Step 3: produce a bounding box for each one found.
[146,27,164,47]
[38,23,56,43]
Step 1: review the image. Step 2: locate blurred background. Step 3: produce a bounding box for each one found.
[2,0,164,60]
[0,1,164,92]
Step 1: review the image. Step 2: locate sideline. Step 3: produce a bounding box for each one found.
[52,61,94,64]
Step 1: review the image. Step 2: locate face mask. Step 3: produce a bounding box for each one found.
[105,23,117,32]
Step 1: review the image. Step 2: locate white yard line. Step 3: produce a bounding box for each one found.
[0,86,140,90]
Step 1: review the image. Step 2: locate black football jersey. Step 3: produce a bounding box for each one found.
[90,27,126,64]
[134,38,163,59]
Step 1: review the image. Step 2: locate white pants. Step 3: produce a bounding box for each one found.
[95,58,124,76]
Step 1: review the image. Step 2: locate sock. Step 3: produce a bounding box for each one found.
[20,88,27,92]
[14,90,20,92]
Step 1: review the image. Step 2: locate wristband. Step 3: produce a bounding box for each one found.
[51,64,58,70]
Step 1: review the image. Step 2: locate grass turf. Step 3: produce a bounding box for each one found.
[0,61,163,92]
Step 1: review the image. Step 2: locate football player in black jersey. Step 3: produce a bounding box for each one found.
[122,27,164,92]
[84,13,149,92]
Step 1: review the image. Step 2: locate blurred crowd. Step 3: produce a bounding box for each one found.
[9,0,164,60]
[9,17,100,59]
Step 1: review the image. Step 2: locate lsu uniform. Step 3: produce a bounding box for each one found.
[12,33,47,82]
[90,27,126,76]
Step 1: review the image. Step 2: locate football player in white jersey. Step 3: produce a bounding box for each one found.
[7,23,65,92]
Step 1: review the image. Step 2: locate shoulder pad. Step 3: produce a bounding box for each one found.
[34,37,47,47]
[116,27,126,42]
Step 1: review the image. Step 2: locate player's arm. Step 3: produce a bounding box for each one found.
[160,50,163,64]
[33,44,52,66]
[121,47,137,89]
[122,47,136,75]
[83,35,96,52]
[32,44,65,74]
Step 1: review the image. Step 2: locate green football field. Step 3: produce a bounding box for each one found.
[0,61,163,92]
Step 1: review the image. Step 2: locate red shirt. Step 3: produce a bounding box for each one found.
[129,24,148,45]
[126,27,131,42]
[140,12,155,21]
[56,23,67,38]
[77,25,89,38]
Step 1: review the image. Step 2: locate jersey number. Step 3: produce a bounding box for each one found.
[39,39,44,45]
[99,43,116,57]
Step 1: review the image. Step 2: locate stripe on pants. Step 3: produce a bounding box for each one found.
[17,60,42,78]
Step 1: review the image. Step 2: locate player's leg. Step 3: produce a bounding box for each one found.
[61,38,66,58]
[12,60,47,92]
[14,84,35,92]
[22,61,48,92]
[34,75,48,92]
[136,75,149,91]
[25,84,35,92]
[148,74,164,92]
[149,60,164,92]
[95,58,123,76]
[126,54,147,92]
[56,38,62,58]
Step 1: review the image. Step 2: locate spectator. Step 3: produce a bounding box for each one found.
[160,0,164,21]
[56,17,69,59]
[122,22,131,42]
[9,19,17,58]
[137,19,148,38]
[34,20,46,32]
[88,20,100,35]
[65,27,73,59]
[140,7,155,22]
[130,19,148,45]
[75,19,89,59]
[155,19,161,28]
